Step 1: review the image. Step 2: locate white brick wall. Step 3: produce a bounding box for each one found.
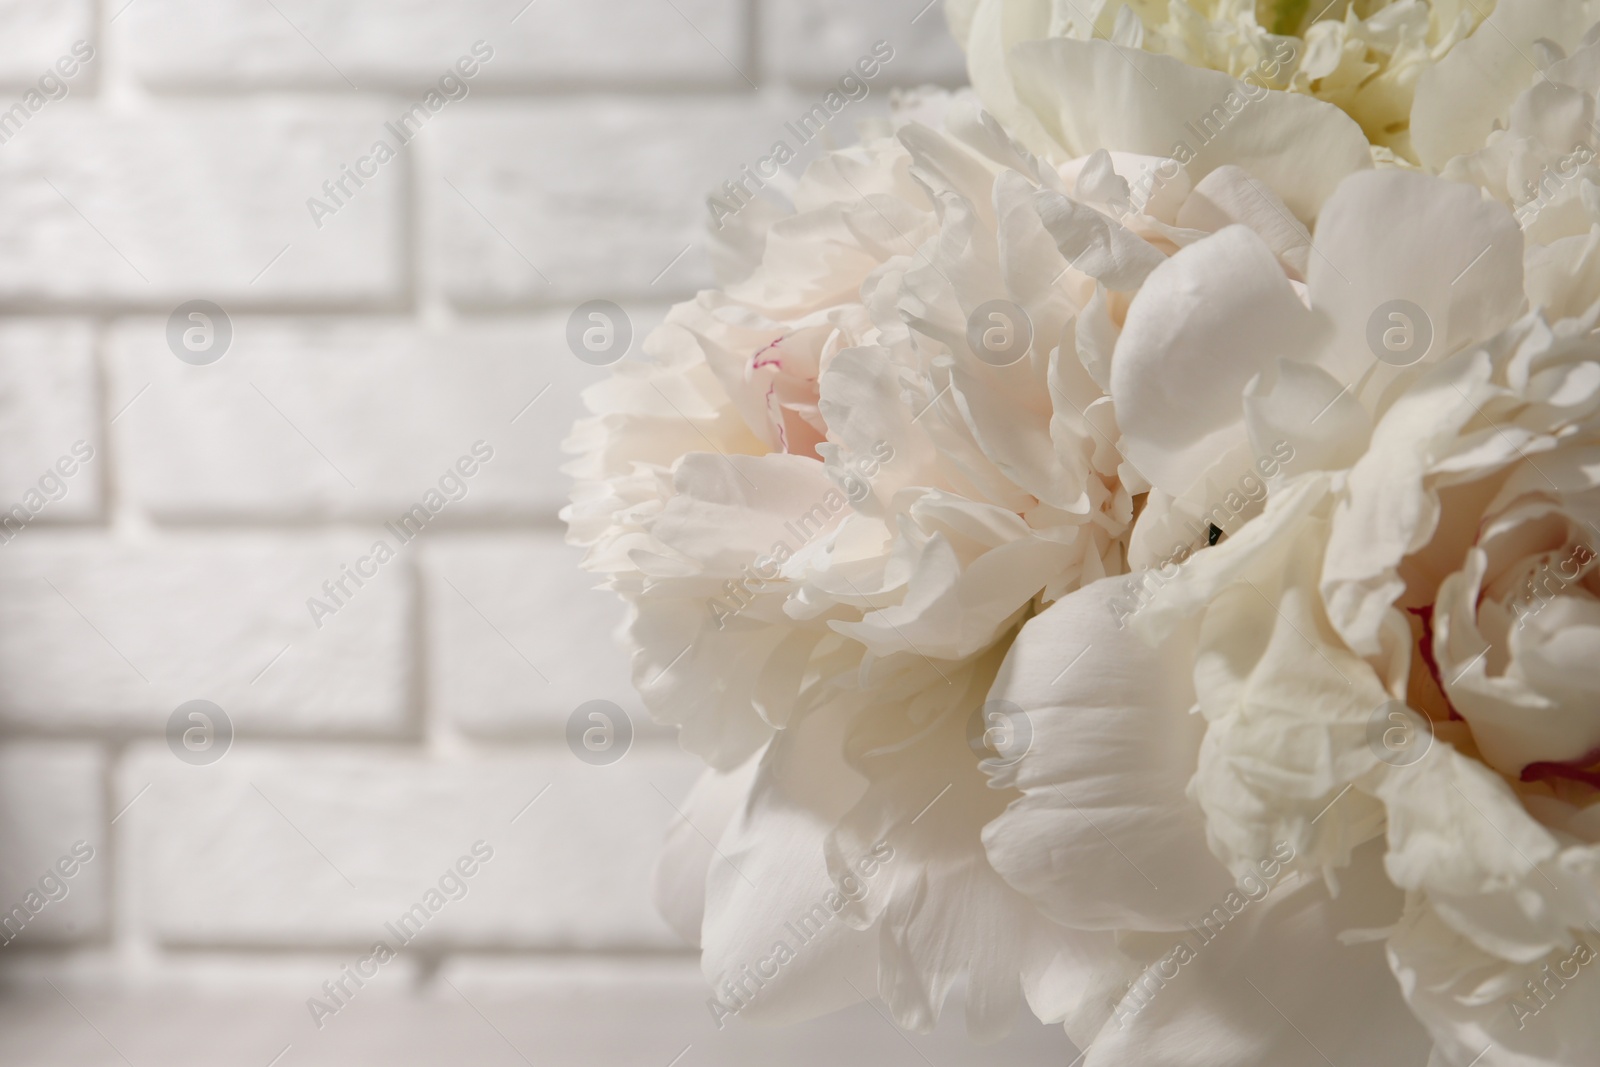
[0,321,100,519]
[0,106,404,304]
[421,536,645,736]
[107,314,644,518]
[429,100,794,301]
[0,743,105,945]
[119,0,751,90]
[120,745,698,948]
[0,0,1069,1062]
[0,534,411,733]
[0,2,92,86]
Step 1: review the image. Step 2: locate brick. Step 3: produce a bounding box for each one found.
[0,2,93,88]
[121,746,701,949]
[119,0,748,90]
[422,534,644,737]
[0,972,1073,1066]
[0,959,424,1066]
[108,312,665,520]
[762,0,968,86]
[0,535,409,734]
[0,320,100,524]
[0,105,400,306]
[0,743,106,947]
[428,100,796,302]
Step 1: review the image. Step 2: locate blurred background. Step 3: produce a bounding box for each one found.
[0,1,1071,1062]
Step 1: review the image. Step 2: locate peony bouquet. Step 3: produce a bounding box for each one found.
[564,1,1600,1062]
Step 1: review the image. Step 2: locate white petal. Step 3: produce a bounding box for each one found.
[1412,0,1600,172]
[700,699,877,1025]
[1435,549,1600,777]
[1389,898,1600,1067]
[830,651,1127,1042]
[816,345,941,511]
[629,452,847,765]
[1527,230,1600,327]
[1034,187,1166,291]
[1306,170,1524,394]
[956,0,1064,161]
[1322,351,1496,657]
[1177,164,1312,278]
[1008,37,1371,221]
[654,757,759,947]
[654,453,844,573]
[1083,841,1432,1067]
[1243,357,1372,478]
[982,577,1237,931]
[1113,224,1324,498]
[1377,741,1570,962]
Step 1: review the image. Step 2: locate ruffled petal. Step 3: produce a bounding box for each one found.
[1113,224,1324,498]
[1008,37,1371,221]
[700,697,878,1025]
[1390,898,1600,1067]
[1082,841,1432,1067]
[1306,170,1524,393]
[1412,0,1600,172]
[829,650,1129,1043]
[981,576,1236,931]
[654,757,760,946]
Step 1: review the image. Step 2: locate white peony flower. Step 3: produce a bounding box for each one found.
[567,45,1381,1043]
[947,0,1492,163]
[557,3,1600,1062]
[983,163,1600,1064]
[567,100,1139,1040]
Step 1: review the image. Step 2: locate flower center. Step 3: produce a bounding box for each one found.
[1259,0,1311,35]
